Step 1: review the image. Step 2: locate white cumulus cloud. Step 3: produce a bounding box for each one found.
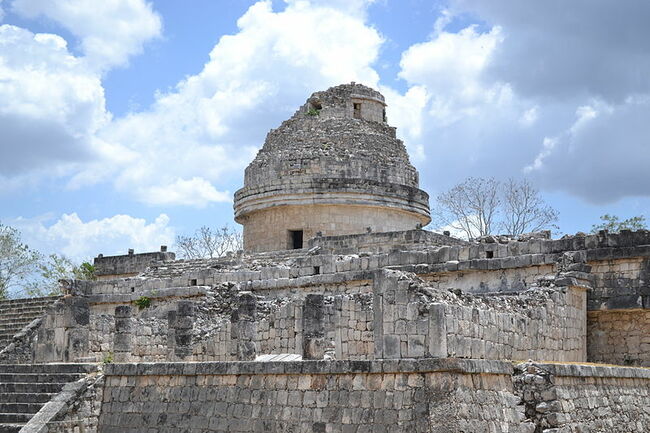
[395,1,650,205]
[11,213,175,261]
[73,0,384,207]
[11,0,162,70]
[0,24,108,185]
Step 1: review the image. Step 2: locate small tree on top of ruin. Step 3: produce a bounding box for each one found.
[175,225,243,259]
[433,177,559,240]
[591,214,647,233]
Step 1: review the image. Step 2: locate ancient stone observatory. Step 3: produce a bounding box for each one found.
[234,83,431,252]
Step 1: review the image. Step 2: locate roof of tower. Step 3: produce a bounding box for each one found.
[244,82,415,186]
[234,83,430,223]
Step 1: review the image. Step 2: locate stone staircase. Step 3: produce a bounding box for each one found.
[0,363,96,432]
[0,297,60,350]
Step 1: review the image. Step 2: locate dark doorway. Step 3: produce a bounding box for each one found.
[289,230,304,249]
[353,103,361,119]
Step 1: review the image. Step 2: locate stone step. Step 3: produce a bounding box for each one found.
[0,302,54,310]
[0,414,31,424]
[0,311,48,321]
[0,373,83,384]
[0,423,24,433]
[0,317,37,326]
[0,403,43,414]
[0,382,66,394]
[0,331,28,340]
[0,305,53,313]
[0,322,33,330]
[0,393,55,403]
[0,364,98,374]
[0,301,52,309]
[0,296,59,306]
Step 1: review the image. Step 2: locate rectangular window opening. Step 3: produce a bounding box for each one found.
[190,279,198,286]
[313,266,320,275]
[289,230,304,249]
[486,251,494,259]
[353,103,361,119]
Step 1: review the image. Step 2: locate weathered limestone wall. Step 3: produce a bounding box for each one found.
[71,285,375,363]
[34,297,90,363]
[98,359,528,433]
[587,309,650,366]
[587,256,650,310]
[374,271,587,362]
[235,83,431,252]
[94,249,175,280]
[308,229,465,254]
[514,361,650,432]
[96,358,650,432]
[48,268,587,365]
[30,230,650,366]
[242,204,425,252]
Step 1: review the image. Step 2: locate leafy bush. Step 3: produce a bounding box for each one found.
[134,296,151,309]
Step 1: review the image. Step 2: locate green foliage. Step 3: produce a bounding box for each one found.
[102,352,114,364]
[591,214,647,233]
[74,262,96,281]
[134,296,152,310]
[306,107,320,116]
[26,254,96,298]
[0,221,96,299]
[0,222,41,299]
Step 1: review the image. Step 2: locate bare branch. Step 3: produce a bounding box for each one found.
[500,178,558,235]
[175,225,243,259]
[434,177,500,240]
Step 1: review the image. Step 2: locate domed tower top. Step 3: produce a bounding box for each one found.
[234,83,431,252]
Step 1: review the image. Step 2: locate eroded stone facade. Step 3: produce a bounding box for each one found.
[234,83,430,252]
[2,84,650,432]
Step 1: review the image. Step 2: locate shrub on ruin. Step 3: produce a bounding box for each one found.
[134,296,152,310]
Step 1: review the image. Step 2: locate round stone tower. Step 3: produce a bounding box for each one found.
[234,83,431,252]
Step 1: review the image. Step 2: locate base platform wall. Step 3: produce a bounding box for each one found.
[98,359,650,433]
[588,309,650,366]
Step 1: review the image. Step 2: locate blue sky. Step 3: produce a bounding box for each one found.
[1,0,650,262]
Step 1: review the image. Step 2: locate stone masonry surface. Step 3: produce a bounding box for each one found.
[234,83,430,252]
[2,84,650,433]
[9,229,647,368]
[99,359,528,433]
[97,359,650,433]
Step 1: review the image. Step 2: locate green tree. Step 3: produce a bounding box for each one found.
[591,214,647,233]
[0,222,96,298]
[0,222,41,299]
[27,254,96,298]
